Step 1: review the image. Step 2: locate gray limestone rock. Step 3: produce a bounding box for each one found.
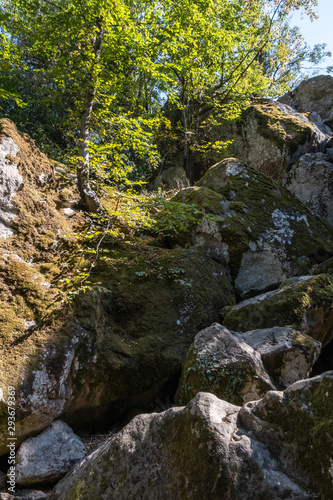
[175,323,276,406]
[279,75,333,129]
[283,152,333,224]
[240,372,333,500]
[14,420,87,485]
[238,326,321,388]
[173,158,333,297]
[0,136,22,239]
[223,274,333,347]
[50,392,314,500]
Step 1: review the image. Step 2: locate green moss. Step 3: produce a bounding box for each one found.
[172,186,226,215]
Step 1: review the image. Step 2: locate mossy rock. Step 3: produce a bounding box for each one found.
[0,246,235,454]
[240,372,333,500]
[175,323,275,407]
[223,274,333,346]
[172,158,333,297]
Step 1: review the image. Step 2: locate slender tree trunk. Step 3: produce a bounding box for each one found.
[77,20,103,212]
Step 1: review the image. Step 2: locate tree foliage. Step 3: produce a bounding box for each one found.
[0,0,331,205]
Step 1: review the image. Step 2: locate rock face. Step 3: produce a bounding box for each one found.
[283,152,333,224]
[173,158,333,297]
[50,389,326,500]
[15,420,87,485]
[0,136,22,238]
[279,75,333,130]
[223,274,333,347]
[0,246,234,455]
[175,323,276,406]
[240,372,333,500]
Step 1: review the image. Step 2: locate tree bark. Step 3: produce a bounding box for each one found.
[77,20,103,212]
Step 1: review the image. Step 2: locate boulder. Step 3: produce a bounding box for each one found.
[175,323,275,406]
[223,274,333,347]
[173,158,333,297]
[50,392,315,500]
[14,420,86,485]
[279,75,333,130]
[175,324,320,406]
[225,100,331,181]
[283,152,333,224]
[0,246,235,455]
[240,372,333,500]
[238,326,321,388]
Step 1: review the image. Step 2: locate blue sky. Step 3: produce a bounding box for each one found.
[291,0,333,73]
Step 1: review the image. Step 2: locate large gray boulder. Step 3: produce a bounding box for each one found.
[50,392,314,500]
[173,158,333,297]
[283,152,333,224]
[226,100,331,181]
[238,326,321,388]
[279,75,333,130]
[14,420,87,485]
[0,491,47,500]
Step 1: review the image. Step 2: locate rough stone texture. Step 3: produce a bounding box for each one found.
[240,372,333,500]
[151,166,190,191]
[175,323,275,406]
[239,326,321,388]
[229,101,331,181]
[173,158,333,297]
[279,75,333,129]
[14,420,86,485]
[0,246,235,455]
[283,152,333,224]
[50,392,313,500]
[0,491,47,500]
[0,136,22,238]
[223,274,333,347]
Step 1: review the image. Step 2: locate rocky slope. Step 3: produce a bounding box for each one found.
[0,75,333,499]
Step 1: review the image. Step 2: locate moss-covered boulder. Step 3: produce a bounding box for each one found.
[223,274,333,347]
[240,372,333,500]
[50,392,314,500]
[224,100,331,181]
[0,119,235,455]
[0,245,235,455]
[173,158,333,297]
[175,323,275,407]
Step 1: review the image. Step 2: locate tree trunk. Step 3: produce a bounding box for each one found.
[77,21,103,212]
